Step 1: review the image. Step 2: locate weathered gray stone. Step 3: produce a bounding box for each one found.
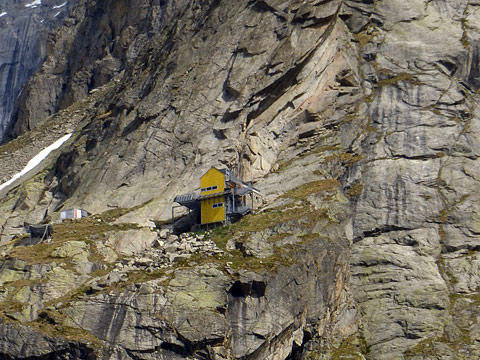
[1,0,480,359]
[0,0,79,142]
[345,0,480,358]
[105,228,157,256]
[238,231,275,258]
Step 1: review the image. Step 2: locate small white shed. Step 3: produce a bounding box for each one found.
[61,209,89,220]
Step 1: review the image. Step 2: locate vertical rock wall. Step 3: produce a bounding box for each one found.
[1,0,480,359]
[0,0,78,142]
[345,0,480,358]
[6,0,162,140]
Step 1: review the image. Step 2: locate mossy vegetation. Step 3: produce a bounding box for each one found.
[97,110,113,120]
[175,186,341,274]
[326,332,370,359]
[303,351,322,360]
[95,199,153,223]
[1,300,24,320]
[364,91,376,104]
[343,112,359,123]
[123,268,171,287]
[185,180,344,273]
[323,152,364,166]
[461,11,471,49]
[267,233,290,243]
[6,201,154,270]
[0,173,345,346]
[331,343,366,359]
[273,144,340,173]
[281,179,340,200]
[8,218,135,265]
[347,182,364,198]
[404,329,474,359]
[43,282,95,311]
[0,279,40,313]
[31,308,104,349]
[232,206,332,235]
[421,257,480,357]
[0,131,34,155]
[308,144,341,156]
[376,71,422,87]
[354,27,375,50]
[186,243,297,274]
[404,338,437,358]
[186,223,297,273]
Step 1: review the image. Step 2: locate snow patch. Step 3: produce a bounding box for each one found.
[0,134,72,192]
[0,12,7,18]
[54,11,61,17]
[52,2,67,9]
[25,0,42,8]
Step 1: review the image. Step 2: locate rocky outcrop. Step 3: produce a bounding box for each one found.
[5,0,162,140]
[0,0,78,143]
[0,178,353,359]
[2,0,354,229]
[344,0,480,358]
[1,0,480,359]
[0,74,121,187]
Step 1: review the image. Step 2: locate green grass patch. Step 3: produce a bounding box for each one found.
[267,233,290,243]
[461,18,470,49]
[404,329,474,359]
[8,217,136,265]
[404,338,437,358]
[2,301,24,320]
[281,179,340,200]
[124,269,171,288]
[331,333,368,360]
[299,233,321,242]
[167,207,332,275]
[0,279,47,322]
[191,205,337,274]
[231,206,333,234]
[449,292,480,307]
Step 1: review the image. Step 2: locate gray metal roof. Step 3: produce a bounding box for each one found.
[174,194,199,203]
[174,193,201,210]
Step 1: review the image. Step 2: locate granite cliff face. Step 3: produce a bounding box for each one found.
[0,0,78,143]
[346,0,480,357]
[0,0,480,359]
[6,0,162,140]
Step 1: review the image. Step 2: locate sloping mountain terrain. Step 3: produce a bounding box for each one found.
[0,0,479,359]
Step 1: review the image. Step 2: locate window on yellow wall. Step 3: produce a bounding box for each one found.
[201,186,218,192]
[212,203,224,208]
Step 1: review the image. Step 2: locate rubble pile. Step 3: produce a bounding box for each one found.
[116,230,224,273]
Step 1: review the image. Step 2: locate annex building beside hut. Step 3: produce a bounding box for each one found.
[173,167,260,226]
[61,208,89,221]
